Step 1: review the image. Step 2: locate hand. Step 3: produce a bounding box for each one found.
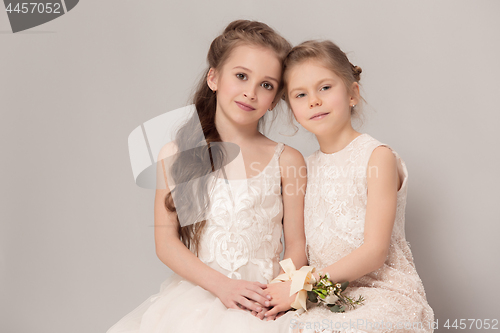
[251,305,289,321]
[264,280,296,318]
[214,278,272,313]
[250,302,273,320]
[251,303,288,321]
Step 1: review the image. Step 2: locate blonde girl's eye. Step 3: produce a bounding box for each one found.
[236,73,247,80]
[320,85,331,91]
[296,93,305,98]
[261,82,274,90]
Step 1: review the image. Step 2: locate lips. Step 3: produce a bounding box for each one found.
[310,112,330,120]
[235,101,256,111]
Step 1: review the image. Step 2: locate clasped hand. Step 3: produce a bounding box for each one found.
[216,278,295,321]
[216,278,271,314]
[252,280,295,321]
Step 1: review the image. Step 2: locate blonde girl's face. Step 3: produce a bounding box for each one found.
[286,60,358,137]
[207,44,282,127]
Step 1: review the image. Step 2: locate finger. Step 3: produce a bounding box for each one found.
[262,288,272,300]
[257,311,266,320]
[247,285,272,302]
[238,297,263,313]
[264,306,281,317]
[242,290,270,307]
[228,302,241,310]
[255,281,268,289]
[266,314,277,321]
[248,284,267,298]
[249,301,261,316]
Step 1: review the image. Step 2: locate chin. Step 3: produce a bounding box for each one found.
[306,124,333,137]
[230,114,261,126]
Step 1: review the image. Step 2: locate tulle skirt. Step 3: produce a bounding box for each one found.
[106,273,298,333]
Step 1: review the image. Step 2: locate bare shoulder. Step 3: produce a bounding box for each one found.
[157,141,179,161]
[280,144,306,168]
[156,141,180,190]
[368,145,396,169]
[367,145,400,190]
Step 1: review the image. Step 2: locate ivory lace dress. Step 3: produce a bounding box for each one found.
[290,134,434,333]
[106,142,298,333]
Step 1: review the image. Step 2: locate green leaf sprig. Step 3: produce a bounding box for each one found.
[307,273,365,313]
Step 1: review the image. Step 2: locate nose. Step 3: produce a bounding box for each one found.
[244,86,257,100]
[309,94,321,108]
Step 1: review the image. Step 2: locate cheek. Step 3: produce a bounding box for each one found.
[289,100,307,121]
[260,89,277,106]
[329,90,351,109]
[225,82,242,97]
[218,78,240,97]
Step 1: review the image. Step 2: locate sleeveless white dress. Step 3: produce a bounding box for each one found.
[106,142,297,333]
[290,134,434,333]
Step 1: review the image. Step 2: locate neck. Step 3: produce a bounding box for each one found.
[316,124,361,154]
[214,110,261,146]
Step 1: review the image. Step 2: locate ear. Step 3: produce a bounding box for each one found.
[349,82,360,106]
[206,68,218,92]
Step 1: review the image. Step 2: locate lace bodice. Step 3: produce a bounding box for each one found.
[196,143,285,284]
[296,134,434,333]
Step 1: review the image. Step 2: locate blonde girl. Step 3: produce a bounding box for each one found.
[264,40,434,333]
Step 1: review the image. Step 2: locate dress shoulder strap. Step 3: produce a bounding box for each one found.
[358,135,409,194]
[274,142,285,158]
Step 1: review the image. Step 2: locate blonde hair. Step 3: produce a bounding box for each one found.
[283,40,363,118]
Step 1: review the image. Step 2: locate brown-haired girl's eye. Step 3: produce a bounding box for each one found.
[236,73,247,80]
[262,82,274,90]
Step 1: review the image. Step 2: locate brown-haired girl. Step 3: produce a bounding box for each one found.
[107,20,307,332]
[264,40,434,332]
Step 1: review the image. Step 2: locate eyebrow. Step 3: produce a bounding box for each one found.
[233,66,279,84]
[288,79,334,95]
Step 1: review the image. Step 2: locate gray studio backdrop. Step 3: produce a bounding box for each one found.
[1,1,499,332]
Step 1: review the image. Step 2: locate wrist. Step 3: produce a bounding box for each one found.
[311,272,320,284]
[206,273,230,296]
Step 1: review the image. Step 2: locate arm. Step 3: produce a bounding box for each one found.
[312,146,400,283]
[264,146,400,317]
[280,145,308,272]
[261,145,308,318]
[153,144,270,312]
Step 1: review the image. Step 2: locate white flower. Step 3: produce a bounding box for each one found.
[323,294,339,304]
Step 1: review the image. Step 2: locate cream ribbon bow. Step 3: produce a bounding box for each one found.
[270,258,316,313]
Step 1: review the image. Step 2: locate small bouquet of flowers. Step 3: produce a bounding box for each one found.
[307,272,364,313]
[271,259,364,314]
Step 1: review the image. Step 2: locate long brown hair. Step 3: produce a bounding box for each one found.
[165,20,291,255]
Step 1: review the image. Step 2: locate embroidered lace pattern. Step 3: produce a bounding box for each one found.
[291,134,434,333]
[196,143,285,283]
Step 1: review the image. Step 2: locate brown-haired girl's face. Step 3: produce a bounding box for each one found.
[286,59,358,137]
[207,44,281,128]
